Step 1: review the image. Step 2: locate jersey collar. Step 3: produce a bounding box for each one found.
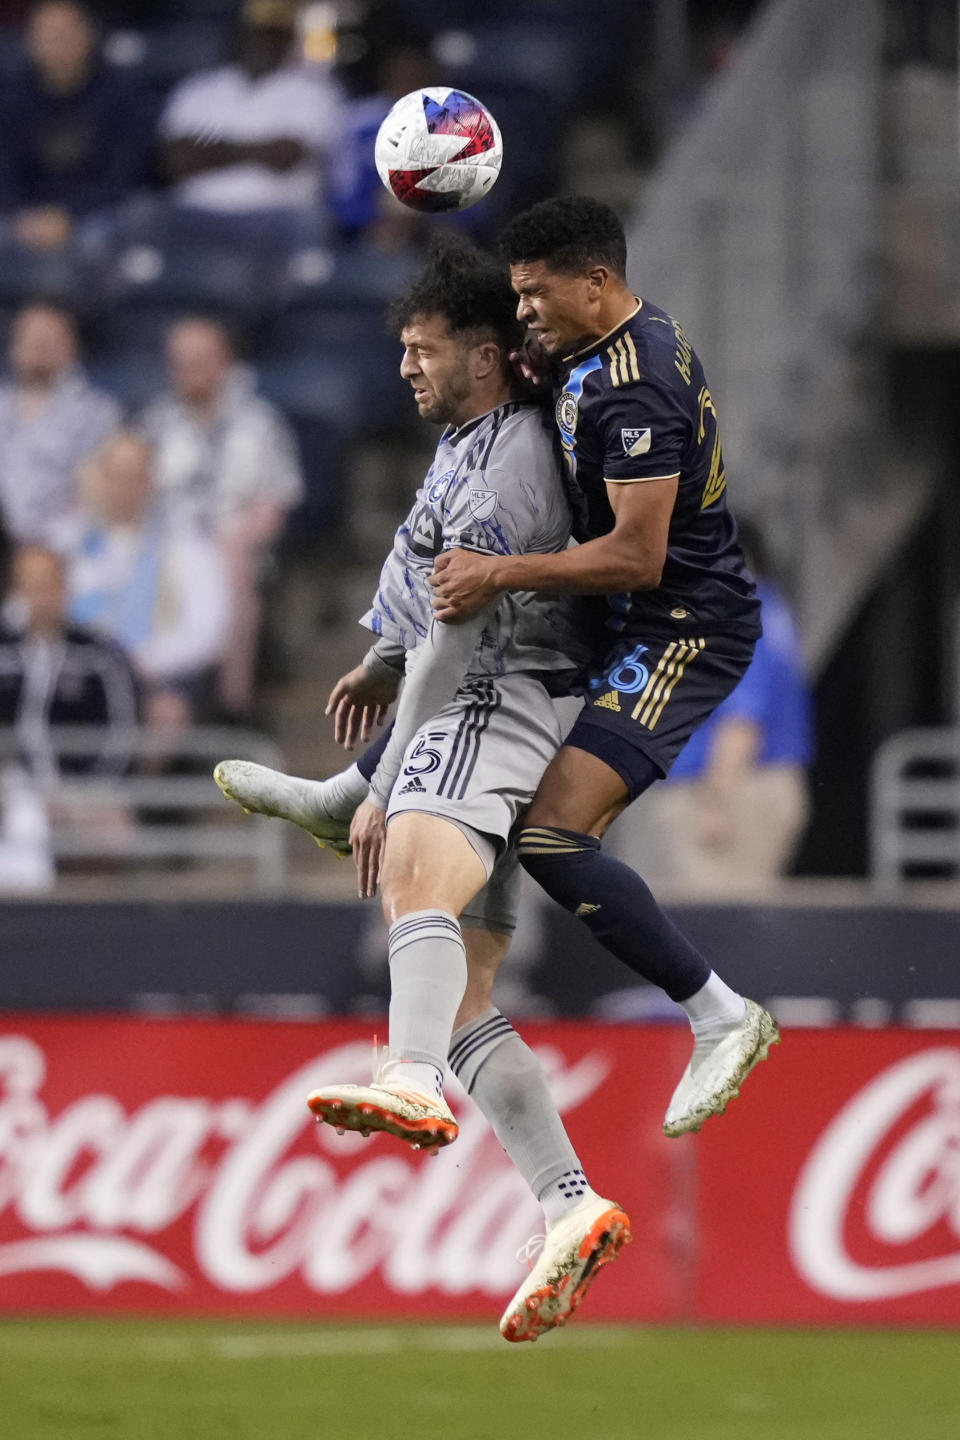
[560,298,643,365]
[445,399,518,444]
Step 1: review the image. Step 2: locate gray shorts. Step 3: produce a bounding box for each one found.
[386,671,561,934]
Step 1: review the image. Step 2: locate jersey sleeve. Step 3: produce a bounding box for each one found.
[596,379,687,484]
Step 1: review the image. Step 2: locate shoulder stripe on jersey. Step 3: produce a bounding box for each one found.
[606,333,641,387]
[477,410,504,473]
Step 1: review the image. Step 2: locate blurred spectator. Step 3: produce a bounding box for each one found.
[607,520,814,897]
[159,0,341,220]
[141,317,303,716]
[327,3,430,245]
[0,301,120,549]
[68,432,231,730]
[0,0,153,251]
[0,542,137,783]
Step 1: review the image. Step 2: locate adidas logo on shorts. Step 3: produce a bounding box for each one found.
[398,776,427,795]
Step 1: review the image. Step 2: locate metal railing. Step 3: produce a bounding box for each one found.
[0,726,288,894]
[870,727,960,890]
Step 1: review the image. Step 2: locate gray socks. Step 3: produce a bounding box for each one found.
[448,1007,596,1224]
[387,909,467,1097]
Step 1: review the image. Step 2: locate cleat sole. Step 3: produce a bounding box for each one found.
[308,1092,458,1152]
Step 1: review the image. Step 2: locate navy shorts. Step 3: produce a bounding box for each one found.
[564,631,757,799]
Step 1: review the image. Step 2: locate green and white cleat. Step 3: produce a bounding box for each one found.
[663,998,779,1137]
[213,759,353,857]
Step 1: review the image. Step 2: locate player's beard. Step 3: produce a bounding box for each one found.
[420,363,473,426]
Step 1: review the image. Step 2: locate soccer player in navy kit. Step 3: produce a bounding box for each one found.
[431,196,779,1137]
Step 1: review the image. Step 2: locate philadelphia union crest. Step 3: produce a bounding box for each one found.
[555,391,578,435]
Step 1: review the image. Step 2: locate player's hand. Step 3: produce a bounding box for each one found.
[325,663,400,749]
[429,548,502,621]
[508,335,551,395]
[350,798,387,899]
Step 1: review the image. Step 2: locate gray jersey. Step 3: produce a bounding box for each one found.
[360,401,575,678]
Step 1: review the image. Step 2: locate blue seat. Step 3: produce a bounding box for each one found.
[126,21,231,88]
[86,349,168,415]
[284,414,346,536]
[273,244,420,316]
[448,22,600,106]
[259,314,411,433]
[255,352,365,430]
[0,242,91,308]
[107,237,264,316]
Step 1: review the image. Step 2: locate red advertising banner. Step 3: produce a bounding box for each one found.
[0,1017,957,1324]
[695,1029,960,1325]
[0,1017,690,1320]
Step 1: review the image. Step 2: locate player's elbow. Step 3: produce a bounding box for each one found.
[620,553,664,591]
[630,559,664,590]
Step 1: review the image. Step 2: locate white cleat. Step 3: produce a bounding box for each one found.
[500,1195,631,1343]
[663,998,779,1137]
[213,759,352,857]
[307,1080,458,1152]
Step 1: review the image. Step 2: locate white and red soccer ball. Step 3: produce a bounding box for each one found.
[374,87,503,213]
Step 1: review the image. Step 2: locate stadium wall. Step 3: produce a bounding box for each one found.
[0,899,958,1024]
[0,1017,957,1325]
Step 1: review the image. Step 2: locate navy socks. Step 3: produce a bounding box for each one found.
[517,826,711,1002]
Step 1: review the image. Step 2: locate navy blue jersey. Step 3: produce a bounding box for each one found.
[553,298,761,642]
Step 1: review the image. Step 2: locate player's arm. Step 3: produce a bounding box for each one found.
[430,474,678,618]
[364,610,492,810]
[350,612,492,897]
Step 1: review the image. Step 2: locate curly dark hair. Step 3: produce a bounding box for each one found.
[499,196,628,279]
[389,234,523,352]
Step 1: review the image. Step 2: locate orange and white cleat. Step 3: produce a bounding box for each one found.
[307,1080,458,1152]
[500,1195,631,1343]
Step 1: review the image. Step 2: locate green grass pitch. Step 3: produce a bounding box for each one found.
[1,1319,957,1440]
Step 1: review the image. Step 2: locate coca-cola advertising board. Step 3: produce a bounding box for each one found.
[0,1017,957,1324]
[696,1028,960,1324]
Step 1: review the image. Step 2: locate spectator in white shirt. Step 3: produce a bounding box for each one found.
[159,0,341,217]
[68,432,231,730]
[0,302,120,549]
[141,317,304,717]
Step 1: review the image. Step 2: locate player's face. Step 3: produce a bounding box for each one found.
[510,261,598,355]
[399,316,474,426]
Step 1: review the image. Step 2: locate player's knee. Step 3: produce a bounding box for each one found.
[516,824,597,884]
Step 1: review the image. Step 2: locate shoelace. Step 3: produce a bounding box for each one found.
[515,1233,546,1270]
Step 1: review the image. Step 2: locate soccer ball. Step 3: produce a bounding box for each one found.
[374,87,503,214]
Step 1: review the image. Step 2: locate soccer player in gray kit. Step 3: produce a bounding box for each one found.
[217,238,631,1341]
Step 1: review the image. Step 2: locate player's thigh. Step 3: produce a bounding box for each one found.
[380,811,489,924]
[455,926,511,1029]
[524,743,631,837]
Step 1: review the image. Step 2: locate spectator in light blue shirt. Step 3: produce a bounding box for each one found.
[608,519,813,897]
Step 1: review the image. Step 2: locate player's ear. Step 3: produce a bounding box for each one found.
[585,266,609,298]
[474,341,500,379]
